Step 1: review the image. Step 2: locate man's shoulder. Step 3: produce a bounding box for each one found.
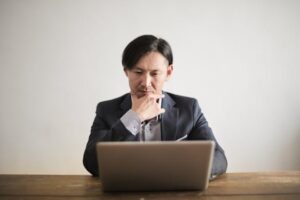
[96,93,129,110]
[98,93,129,104]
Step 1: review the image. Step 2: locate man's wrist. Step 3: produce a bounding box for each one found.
[120,109,142,135]
[131,109,145,122]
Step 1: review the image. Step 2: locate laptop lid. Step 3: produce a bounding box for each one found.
[96,141,215,192]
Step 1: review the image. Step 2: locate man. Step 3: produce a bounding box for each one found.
[83,35,227,177]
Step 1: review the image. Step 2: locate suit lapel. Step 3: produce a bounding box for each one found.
[161,92,178,141]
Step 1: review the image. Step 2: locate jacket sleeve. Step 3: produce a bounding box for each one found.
[83,103,138,176]
[188,99,228,177]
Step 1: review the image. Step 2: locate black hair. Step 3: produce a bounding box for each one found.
[122,35,173,69]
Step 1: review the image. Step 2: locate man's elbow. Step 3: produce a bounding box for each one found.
[211,149,228,175]
[83,151,99,177]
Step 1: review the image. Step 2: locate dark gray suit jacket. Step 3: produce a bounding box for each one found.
[83,92,227,177]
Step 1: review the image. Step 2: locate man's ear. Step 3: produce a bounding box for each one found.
[166,64,173,80]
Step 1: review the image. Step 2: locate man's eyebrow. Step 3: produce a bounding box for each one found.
[132,67,161,71]
[132,67,143,70]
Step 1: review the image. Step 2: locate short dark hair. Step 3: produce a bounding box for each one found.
[122,35,173,69]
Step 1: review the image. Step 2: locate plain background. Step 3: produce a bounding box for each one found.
[0,0,299,174]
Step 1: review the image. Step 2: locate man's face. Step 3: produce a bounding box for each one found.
[124,51,173,98]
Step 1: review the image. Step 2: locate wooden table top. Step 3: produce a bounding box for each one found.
[0,171,300,199]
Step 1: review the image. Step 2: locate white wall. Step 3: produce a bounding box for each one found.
[0,0,299,174]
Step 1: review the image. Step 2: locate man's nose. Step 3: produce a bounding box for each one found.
[141,74,151,87]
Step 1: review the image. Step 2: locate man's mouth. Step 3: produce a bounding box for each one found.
[139,90,153,94]
[136,89,154,96]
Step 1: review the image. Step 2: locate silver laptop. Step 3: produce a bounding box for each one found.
[96,141,215,192]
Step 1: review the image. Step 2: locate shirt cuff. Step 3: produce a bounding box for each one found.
[120,109,142,136]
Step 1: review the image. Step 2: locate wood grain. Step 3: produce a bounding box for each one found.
[0,171,299,200]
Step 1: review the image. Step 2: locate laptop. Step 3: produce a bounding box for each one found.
[96,141,215,192]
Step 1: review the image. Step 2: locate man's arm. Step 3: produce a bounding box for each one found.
[188,99,228,176]
[83,103,138,176]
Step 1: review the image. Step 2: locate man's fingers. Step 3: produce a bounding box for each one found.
[158,96,163,105]
[146,94,164,104]
[148,93,165,99]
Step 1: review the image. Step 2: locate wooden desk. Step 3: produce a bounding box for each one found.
[0,171,299,199]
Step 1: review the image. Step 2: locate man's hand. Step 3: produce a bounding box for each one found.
[131,93,165,122]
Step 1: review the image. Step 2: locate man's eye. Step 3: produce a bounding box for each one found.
[134,71,142,74]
